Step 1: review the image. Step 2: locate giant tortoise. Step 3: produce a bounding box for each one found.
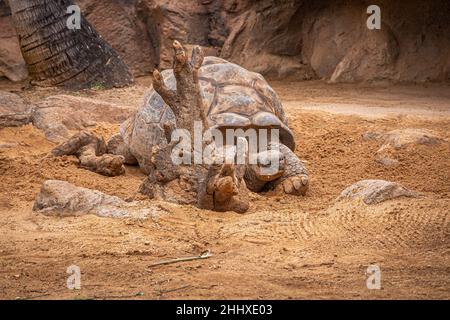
[109,41,309,212]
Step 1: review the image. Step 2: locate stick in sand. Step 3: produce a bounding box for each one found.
[148,250,212,267]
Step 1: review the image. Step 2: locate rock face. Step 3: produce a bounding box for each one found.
[329,25,399,83]
[1,0,449,83]
[137,0,222,70]
[0,1,28,82]
[337,180,418,205]
[32,95,135,142]
[218,0,315,80]
[76,0,158,77]
[33,180,150,218]
[0,91,33,128]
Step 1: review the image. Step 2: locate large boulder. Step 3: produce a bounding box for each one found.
[33,180,150,218]
[337,179,418,205]
[32,95,135,142]
[0,91,33,128]
[301,3,360,79]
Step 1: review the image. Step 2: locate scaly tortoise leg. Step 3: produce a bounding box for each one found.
[198,162,249,214]
[106,134,138,165]
[152,40,207,138]
[268,143,309,196]
[52,131,125,177]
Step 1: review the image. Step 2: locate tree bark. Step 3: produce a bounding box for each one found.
[8,0,133,89]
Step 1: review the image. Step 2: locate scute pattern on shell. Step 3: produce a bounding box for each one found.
[198,58,289,126]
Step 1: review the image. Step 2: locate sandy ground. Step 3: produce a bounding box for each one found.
[0,79,449,299]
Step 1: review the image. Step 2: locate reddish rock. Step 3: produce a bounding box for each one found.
[32,95,135,142]
[0,1,27,82]
[33,180,150,218]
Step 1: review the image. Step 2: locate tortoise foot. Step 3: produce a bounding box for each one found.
[277,174,309,196]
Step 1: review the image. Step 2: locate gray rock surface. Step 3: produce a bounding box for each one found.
[0,91,33,128]
[329,26,399,83]
[33,180,150,218]
[374,157,399,167]
[337,179,418,204]
[377,129,442,153]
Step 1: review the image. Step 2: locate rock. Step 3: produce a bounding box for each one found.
[337,180,418,205]
[138,0,222,70]
[375,156,399,167]
[1,0,450,83]
[32,95,135,142]
[77,0,156,77]
[0,141,18,149]
[362,131,384,141]
[0,91,33,128]
[0,9,28,82]
[221,0,448,83]
[78,0,221,75]
[3,0,448,83]
[329,26,399,83]
[364,129,443,166]
[33,180,150,218]
[225,0,449,82]
[377,129,442,153]
[302,4,360,79]
[220,1,316,80]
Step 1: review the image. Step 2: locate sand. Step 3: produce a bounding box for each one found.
[0,79,449,299]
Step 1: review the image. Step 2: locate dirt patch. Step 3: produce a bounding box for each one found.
[0,80,449,299]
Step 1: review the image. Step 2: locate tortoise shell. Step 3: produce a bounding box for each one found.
[199,57,294,150]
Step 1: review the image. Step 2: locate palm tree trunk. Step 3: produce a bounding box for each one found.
[8,0,133,89]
